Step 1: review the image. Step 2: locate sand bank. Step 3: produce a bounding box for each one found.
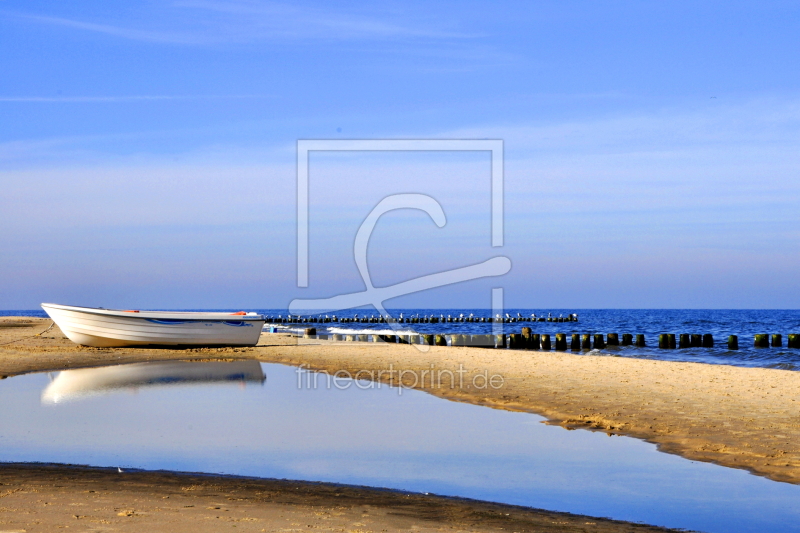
[0,463,680,533]
[1,317,798,485]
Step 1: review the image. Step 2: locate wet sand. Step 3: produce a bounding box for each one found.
[1,316,798,488]
[0,463,680,533]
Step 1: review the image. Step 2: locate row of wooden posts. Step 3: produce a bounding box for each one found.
[268,314,578,324]
[300,327,800,350]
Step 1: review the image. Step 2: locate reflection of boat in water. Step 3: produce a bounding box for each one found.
[41,303,265,347]
[41,360,266,404]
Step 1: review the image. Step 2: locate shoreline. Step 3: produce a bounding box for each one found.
[2,316,799,486]
[0,462,682,532]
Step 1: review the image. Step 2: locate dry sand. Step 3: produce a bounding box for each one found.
[0,316,798,531]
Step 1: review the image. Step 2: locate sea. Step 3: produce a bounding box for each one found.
[5,308,800,371]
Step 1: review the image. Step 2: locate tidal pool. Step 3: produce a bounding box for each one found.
[1,360,798,533]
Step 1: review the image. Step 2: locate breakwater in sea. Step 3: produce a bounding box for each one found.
[294,328,799,352]
[265,311,579,324]
[267,309,800,371]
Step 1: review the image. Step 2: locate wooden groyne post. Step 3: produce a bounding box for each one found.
[540,334,551,350]
[496,334,507,348]
[594,334,605,349]
[728,335,739,350]
[581,334,591,350]
[754,334,769,348]
[531,333,541,350]
[555,333,567,351]
[679,334,691,349]
[789,334,800,348]
[570,333,580,350]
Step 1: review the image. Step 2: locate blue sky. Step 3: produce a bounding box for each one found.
[1,1,799,309]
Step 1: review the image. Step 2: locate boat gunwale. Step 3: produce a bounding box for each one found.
[41,303,265,322]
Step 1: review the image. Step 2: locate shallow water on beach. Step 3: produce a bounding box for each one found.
[1,360,799,533]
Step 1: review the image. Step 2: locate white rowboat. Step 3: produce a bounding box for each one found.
[41,303,265,347]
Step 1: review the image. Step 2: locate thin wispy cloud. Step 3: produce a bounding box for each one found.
[176,0,479,40]
[3,12,200,44]
[0,94,271,103]
[3,2,477,46]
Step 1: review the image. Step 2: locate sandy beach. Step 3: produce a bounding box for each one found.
[0,316,798,531]
[0,463,681,533]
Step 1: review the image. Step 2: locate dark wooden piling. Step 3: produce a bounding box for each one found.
[521,327,532,348]
[702,334,714,348]
[581,334,591,350]
[728,335,739,350]
[570,333,581,350]
[659,334,669,349]
[679,334,691,349]
[509,333,522,349]
[789,334,800,349]
[555,333,567,351]
[304,327,317,337]
[541,334,552,350]
[668,334,677,349]
[434,334,447,347]
[531,333,541,350]
[690,334,702,348]
[772,334,782,347]
[635,334,646,347]
[607,333,619,346]
[754,334,769,348]
[496,334,507,348]
[621,333,633,346]
[423,334,434,346]
[594,334,605,349]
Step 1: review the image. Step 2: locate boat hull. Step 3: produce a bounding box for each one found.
[41,303,265,347]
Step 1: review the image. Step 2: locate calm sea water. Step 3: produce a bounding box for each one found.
[6,308,800,370]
